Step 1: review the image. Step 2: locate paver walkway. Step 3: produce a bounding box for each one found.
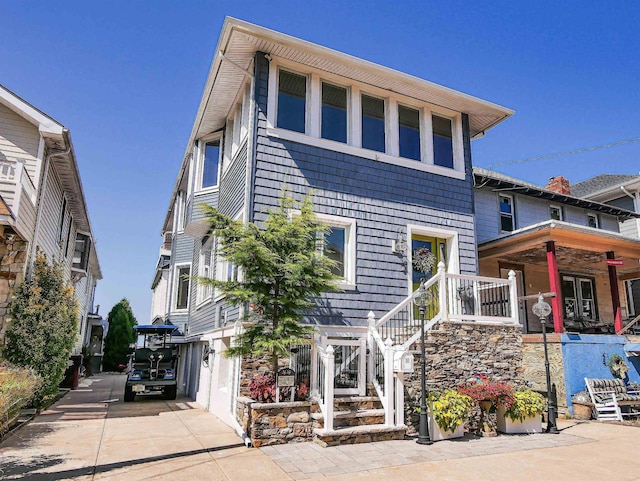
[2,373,640,480]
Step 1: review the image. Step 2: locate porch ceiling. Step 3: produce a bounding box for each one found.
[479,221,640,277]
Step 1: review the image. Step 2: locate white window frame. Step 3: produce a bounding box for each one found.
[197,133,223,192]
[266,56,466,181]
[549,204,563,221]
[406,224,460,296]
[174,263,192,312]
[499,194,515,232]
[587,213,600,229]
[214,212,244,301]
[315,213,357,289]
[196,237,215,307]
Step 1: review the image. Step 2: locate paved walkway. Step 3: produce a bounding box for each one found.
[2,373,640,480]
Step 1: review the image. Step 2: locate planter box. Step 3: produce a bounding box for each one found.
[572,402,593,420]
[496,407,542,434]
[428,413,464,441]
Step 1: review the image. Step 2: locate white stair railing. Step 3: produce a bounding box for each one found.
[312,341,334,431]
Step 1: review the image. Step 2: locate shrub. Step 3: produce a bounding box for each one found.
[428,389,473,433]
[248,374,308,403]
[458,381,515,409]
[0,362,41,433]
[103,299,137,371]
[504,389,546,422]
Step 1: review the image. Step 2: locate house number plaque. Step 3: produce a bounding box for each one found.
[276,368,295,387]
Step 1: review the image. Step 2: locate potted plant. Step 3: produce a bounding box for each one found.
[427,389,473,441]
[497,388,545,433]
[458,380,514,436]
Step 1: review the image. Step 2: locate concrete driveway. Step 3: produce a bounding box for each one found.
[0,373,287,481]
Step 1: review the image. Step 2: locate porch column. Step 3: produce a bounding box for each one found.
[607,251,623,333]
[546,241,564,333]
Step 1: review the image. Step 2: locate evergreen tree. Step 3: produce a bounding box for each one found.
[200,194,339,374]
[102,299,137,371]
[3,251,78,407]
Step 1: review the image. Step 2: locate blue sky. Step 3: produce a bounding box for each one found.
[1,1,638,321]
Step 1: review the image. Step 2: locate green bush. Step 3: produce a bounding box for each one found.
[2,251,78,407]
[102,299,136,371]
[428,389,473,433]
[504,389,546,422]
[0,362,41,433]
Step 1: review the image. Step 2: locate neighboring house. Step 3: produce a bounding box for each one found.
[571,174,640,319]
[154,18,523,443]
[149,234,172,324]
[474,168,640,334]
[0,84,102,359]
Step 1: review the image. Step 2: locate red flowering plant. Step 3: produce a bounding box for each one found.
[457,378,515,411]
[248,374,308,403]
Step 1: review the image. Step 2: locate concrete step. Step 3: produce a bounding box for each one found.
[333,395,383,410]
[311,408,385,429]
[313,424,406,447]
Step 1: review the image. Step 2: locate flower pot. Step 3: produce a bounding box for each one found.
[496,407,542,434]
[572,402,594,420]
[428,412,464,441]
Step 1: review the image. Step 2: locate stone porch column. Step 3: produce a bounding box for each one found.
[546,241,564,333]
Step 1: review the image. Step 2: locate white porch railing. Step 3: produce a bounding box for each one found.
[0,159,37,216]
[311,340,334,431]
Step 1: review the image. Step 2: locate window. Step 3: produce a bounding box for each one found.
[587,213,599,228]
[321,82,347,143]
[57,197,67,245]
[562,276,597,321]
[64,217,73,258]
[398,105,421,161]
[176,191,187,232]
[202,141,220,188]
[175,265,191,310]
[361,94,386,153]
[72,233,91,271]
[315,214,356,286]
[432,115,454,168]
[549,205,563,221]
[277,70,306,133]
[499,194,515,232]
[197,238,214,304]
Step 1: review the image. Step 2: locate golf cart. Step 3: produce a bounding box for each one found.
[124,325,179,402]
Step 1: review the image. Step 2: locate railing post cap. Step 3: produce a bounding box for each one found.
[437,261,446,272]
[367,311,376,323]
[385,337,393,347]
[508,269,516,279]
[326,345,334,354]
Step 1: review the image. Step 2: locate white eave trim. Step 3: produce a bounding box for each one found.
[0,84,64,135]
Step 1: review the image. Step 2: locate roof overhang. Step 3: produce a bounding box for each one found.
[474,168,640,219]
[582,178,640,203]
[0,84,64,135]
[162,17,514,232]
[479,220,640,277]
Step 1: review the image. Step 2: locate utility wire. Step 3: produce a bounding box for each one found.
[486,137,640,169]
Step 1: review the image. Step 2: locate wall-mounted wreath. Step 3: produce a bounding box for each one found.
[412,247,437,274]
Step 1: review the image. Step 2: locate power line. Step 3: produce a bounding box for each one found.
[486,137,640,169]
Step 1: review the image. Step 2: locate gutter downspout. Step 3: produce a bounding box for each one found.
[27,137,72,278]
[620,185,640,237]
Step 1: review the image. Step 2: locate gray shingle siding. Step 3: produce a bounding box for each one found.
[251,53,477,326]
[173,232,194,264]
[191,190,219,222]
[219,141,248,218]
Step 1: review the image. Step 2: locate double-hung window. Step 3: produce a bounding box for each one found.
[202,140,220,189]
[197,237,214,305]
[398,105,421,161]
[361,94,386,153]
[277,70,306,133]
[549,205,563,221]
[321,82,347,143]
[316,214,356,287]
[72,233,91,271]
[587,213,599,229]
[499,194,515,232]
[175,265,191,311]
[432,115,454,168]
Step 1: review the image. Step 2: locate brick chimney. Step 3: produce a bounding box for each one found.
[545,176,571,195]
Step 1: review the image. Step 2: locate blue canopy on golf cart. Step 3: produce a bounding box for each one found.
[133,325,179,335]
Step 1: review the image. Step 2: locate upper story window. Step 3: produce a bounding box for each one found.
[175,264,191,311]
[587,213,599,229]
[321,82,347,143]
[549,205,563,221]
[432,115,454,168]
[197,237,214,305]
[499,194,515,232]
[361,94,386,153]
[277,70,306,133]
[57,197,67,246]
[399,105,421,161]
[202,140,220,189]
[176,191,187,231]
[267,61,466,180]
[72,233,91,271]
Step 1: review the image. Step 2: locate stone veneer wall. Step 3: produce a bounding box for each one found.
[236,396,316,447]
[0,235,27,345]
[521,334,566,410]
[403,321,525,433]
[239,355,290,397]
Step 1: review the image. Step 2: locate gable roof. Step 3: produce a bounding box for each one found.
[473,167,640,218]
[571,174,640,198]
[162,17,514,233]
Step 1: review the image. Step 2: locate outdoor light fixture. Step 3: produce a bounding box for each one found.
[415,280,432,445]
[532,294,559,434]
[392,229,407,255]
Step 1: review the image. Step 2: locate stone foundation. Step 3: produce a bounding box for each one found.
[403,321,525,434]
[521,334,567,410]
[236,396,316,447]
[239,355,290,397]
[0,233,27,346]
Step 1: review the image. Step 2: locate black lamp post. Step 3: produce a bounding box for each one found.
[416,281,432,445]
[532,294,559,434]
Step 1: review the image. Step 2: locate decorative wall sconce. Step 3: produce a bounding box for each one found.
[391,229,407,255]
